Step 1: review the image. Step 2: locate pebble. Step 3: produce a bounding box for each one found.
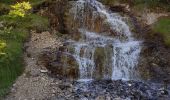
[40,69,48,73]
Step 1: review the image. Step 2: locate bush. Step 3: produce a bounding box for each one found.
[0,41,6,55]
[9,2,32,17]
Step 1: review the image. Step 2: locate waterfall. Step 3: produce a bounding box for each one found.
[65,0,141,81]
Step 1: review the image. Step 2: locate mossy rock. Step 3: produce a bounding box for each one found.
[152,17,170,47]
[93,46,113,79]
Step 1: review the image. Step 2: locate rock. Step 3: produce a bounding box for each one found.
[72,80,170,99]
[38,49,79,79]
[159,88,169,95]
[40,69,48,73]
[0,21,3,28]
[113,97,123,100]
[27,53,31,58]
[30,70,41,77]
[95,95,105,100]
[160,90,169,95]
[58,83,72,90]
[128,84,132,87]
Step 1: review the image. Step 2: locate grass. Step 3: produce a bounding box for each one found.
[100,0,170,12]
[29,0,47,7]
[0,14,49,98]
[135,0,169,11]
[0,40,24,98]
[153,17,170,46]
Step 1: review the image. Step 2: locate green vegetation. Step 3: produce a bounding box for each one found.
[0,0,14,4]
[100,0,170,11]
[100,0,116,6]
[0,41,6,55]
[0,0,46,4]
[0,1,49,98]
[153,17,170,46]
[29,0,47,7]
[131,0,170,11]
[9,2,32,17]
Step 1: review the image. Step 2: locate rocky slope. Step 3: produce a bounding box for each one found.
[5,0,170,99]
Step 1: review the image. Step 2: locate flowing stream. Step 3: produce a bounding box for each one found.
[65,0,142,81]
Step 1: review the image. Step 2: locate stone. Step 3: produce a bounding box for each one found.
[0,21,3,28]
[40,69,48,73]
[58,83,72,90]
[30,70,41,77]
[113,97,123,100]
[128,84,132,87]
[95,95,105,100]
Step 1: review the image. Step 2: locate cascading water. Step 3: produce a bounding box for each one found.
[65,0,142,81]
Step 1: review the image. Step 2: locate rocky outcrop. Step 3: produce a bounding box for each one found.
[38,49,79,79]
[138,32,170,82]
[47,0,69,34]
[64,1,118,37]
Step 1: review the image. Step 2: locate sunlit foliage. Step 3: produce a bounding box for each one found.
[0,41,6,55]
[9,2,32,17]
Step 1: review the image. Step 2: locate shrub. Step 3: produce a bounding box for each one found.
[8,1,32,17]
[0,41,6,55]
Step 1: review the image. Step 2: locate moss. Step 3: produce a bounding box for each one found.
[153,17,170,46]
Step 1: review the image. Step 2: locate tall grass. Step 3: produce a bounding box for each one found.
[0,40,24,97]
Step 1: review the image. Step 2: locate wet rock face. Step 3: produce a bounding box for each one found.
[65,1,116,37]
[93,46,113,79]
[50,45,113,80]
[39,44,114,80]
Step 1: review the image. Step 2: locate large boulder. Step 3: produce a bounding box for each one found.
[38,49,79,79]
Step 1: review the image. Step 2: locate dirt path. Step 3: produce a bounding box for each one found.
[5,31,63,100]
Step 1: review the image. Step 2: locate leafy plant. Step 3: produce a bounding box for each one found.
[9,2,32,17]
[0,41,6,55]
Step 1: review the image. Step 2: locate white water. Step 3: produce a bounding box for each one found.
[67,0,141,81]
